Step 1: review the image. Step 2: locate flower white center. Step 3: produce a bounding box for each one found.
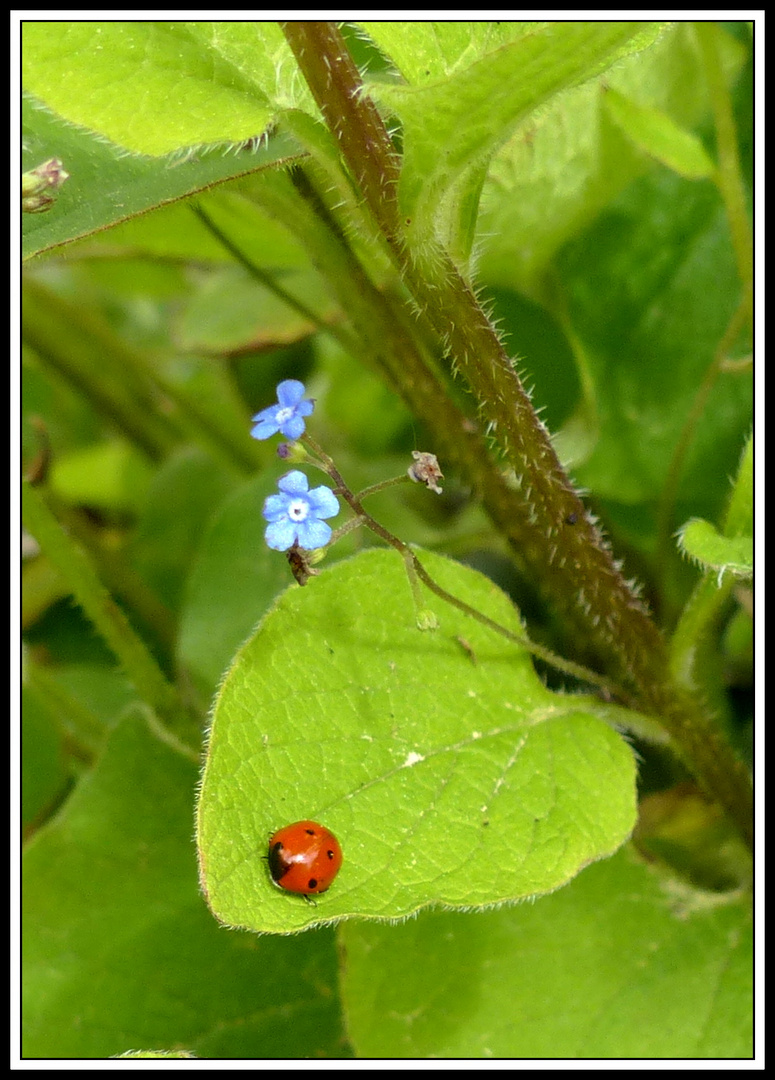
[287,498,309,522]
[275,406,293,424]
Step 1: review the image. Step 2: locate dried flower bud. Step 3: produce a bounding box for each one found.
[286,544,321,586]
[407,451,444,494]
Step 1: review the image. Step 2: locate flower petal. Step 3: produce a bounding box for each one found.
[277,470,310,495]
[250,412,280,440]
[307,485,340,519]
[280,413,306,441]
[296,519,333,549]
[251,403,276,423]
[276,379,306,406]
[265,518,298,551]
[262,493,291,522]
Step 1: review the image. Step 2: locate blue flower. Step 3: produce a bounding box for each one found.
[263,471,339,551]
[251,380,314,442]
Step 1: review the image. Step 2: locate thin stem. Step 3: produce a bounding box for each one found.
[695,22,753,292]
[22,278,179,463]
[329,515,368,545]
[355,475,412,501]
[302,433,633,704]
[22,275,260,475]
[656,284,752,576]
[190,202,362,358]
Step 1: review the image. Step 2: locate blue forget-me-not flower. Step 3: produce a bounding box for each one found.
[251,379,314,442]
[263,470,339,551]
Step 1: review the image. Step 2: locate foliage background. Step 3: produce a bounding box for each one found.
[21,20,753,1060]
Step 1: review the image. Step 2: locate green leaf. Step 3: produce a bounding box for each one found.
[677,518,753,580]
[361,21,539,84]
[340,846,752,1057]
[21,22,308,156]
[365,21,664,252]
[724,433,753,537]
[475,22,744,291]
[21,684,68,829]
[132,447,239,611]
[560,167,751,519]
[603,87,716,179]
[177,475,292,701]
[176,266,340,354]
[22,709,347,1058]
[65,184,312,268]
[49,439,154,514]
[682,432,751,583]
[197,549,637,933]
[22,92,304,261]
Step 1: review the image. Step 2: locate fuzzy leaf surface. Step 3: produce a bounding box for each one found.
[197,549,637,933]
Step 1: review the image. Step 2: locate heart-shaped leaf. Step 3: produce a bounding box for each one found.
[197,548,636,932]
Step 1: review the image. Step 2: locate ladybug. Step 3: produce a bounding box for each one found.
[267,820,343,897]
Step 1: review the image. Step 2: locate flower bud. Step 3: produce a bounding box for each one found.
[407,451,444,494]
[22,158,69,214]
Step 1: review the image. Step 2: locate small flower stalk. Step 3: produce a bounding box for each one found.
[252,381,447,580]
[249,380,628,698]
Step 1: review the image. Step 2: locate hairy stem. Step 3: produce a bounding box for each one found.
[22,480,199,754]
[283,20,753,850]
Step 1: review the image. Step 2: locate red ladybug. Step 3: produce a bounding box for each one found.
[267,820,343,896]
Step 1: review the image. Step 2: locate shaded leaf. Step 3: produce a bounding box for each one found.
[341,846,752,1057]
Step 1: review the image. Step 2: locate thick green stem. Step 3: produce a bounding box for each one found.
[22,480,198,752]
[283,20,753,851]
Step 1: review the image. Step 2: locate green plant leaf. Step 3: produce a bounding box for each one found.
[677,518,753,580]
[21,92,304,261]
[197,548,637,933]
[724,432,753,537]
[131,447,239,612]
[603,87,716,179]
[22,709,347,1058]
[21,684,68,829]
[176,265,340,354]
[177,475,292,701]
[559,167,751,519]
[475,22,744,291]
[49,439,154,514]
[21,22,310,155]
[340,846,752,1057]
[365,21,664,252]
[65,184,312,267]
